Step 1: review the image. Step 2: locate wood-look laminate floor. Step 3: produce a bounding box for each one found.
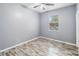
[0,38,78,56]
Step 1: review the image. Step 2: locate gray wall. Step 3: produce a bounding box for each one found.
[76,4,79,46]
[40,5,76,44]
[0,4,40,50]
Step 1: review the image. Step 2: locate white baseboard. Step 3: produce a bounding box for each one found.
[0,36,77,52]
[0,36,40,52]
[39,36,76,47]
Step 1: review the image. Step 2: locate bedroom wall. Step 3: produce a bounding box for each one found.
[40,5,76,44]
[0,4,40,50]
[76,4,79,47]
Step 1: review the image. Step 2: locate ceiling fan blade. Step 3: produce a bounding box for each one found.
[42,3,54,6]
[20,4,27,8]
[42,7,45,10]
[33,5,40,8]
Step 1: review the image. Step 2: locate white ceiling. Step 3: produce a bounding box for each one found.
[22,3,75,13]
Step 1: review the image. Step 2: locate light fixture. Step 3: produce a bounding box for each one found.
[33,3,54,10]
[40,4,46,10]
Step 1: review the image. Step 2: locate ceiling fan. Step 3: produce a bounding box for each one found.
[33,3,54,10]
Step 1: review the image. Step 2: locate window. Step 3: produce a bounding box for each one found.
[48,15,59,31]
